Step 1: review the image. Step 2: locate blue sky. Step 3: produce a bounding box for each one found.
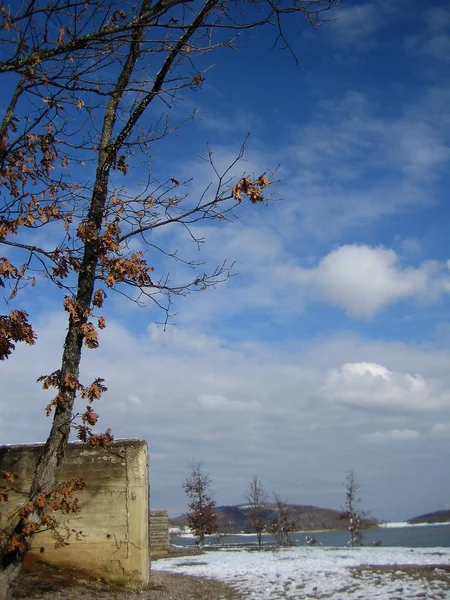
[2,0,450,521]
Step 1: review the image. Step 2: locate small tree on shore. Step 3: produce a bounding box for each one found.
[183,462,217,545]
[245,475,267,546]
[343,470,364,547]
[270,493,296,547]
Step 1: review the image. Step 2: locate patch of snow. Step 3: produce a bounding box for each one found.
[153,546,450,599]
[169,527,183,534]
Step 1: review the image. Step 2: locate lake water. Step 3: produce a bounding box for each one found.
[173,523,450,548]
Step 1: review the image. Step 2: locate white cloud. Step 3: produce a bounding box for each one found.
[110,89,450,331]
[430,423,450,438]
[3,312,450,518]
[398,237,423,257]
[197,394,260,411]
[148,323,223,354]
[175,238,450,326]
[361,429,421,444]
[426,7,450,31]
[311,245,427,318]
[321,361,450,413]
[329,2,395,47]
[343,363,390,378]
[292,91,450,182]
[333,3,384,41]
[129,395,143,407]
[404,8,450,62]
[281,87,450,244]
[289,244,450,319]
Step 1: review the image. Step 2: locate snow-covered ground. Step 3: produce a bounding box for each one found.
[379,521,450,528]
[153,546,450,599]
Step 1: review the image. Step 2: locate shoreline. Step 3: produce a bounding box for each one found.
[172,520,450,541]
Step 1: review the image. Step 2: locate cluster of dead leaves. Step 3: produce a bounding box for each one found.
[77,217,124,274]
[0,310,36,360]
[101,251,154,288]
[0,255,39,301]
[0,6,13,31]
[1,475,86,552]
[38,370,108,413]
[62,295,108,349]
[37,367,112,449]
[1,126,60,201]
[75,426,113,449]
[232,174,270,203]
[50,252,80,280]
[80,322,99,349]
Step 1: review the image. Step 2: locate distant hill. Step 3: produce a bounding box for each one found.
[170,503,377,533]
[407,510,450,525]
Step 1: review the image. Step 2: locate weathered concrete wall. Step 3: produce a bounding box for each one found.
[0,439,149,587]
[149,509,169,555]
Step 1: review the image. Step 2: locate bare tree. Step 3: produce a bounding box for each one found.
[343,470,364,547]
[270,493,296,546]
[0,0,338,593]
[182,462,217,546]
[245,475,267,546]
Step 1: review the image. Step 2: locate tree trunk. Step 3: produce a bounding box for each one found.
[0,9,152,597]
[0,555,23,600]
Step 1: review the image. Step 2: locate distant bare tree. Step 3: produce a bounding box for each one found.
[182,462,217,546]
[245,475,268,546]
[270,493,296,546]
[343,470,365,547]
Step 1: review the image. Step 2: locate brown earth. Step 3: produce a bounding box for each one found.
[12,549,241,600]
